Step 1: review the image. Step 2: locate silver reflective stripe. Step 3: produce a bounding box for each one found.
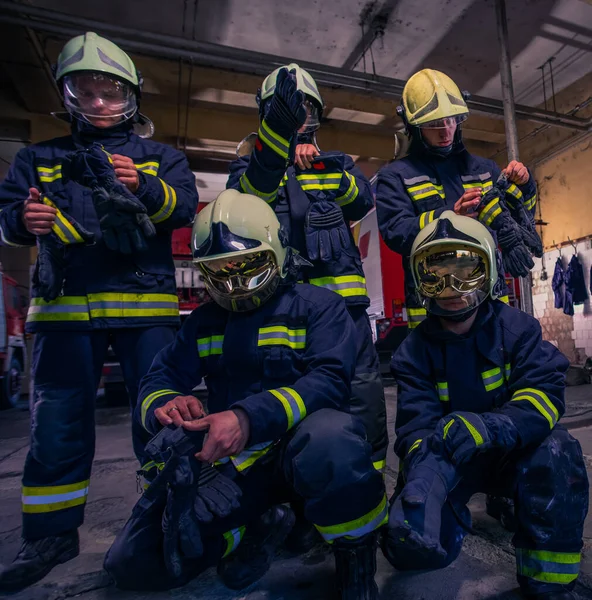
[88,300,177,310]
[403,175,434,186]
[461,172,491,183]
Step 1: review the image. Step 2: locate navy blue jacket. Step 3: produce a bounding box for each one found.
[392,300,568,460]
[0,123,199,332]
[227,123,373,307]
[376,145,537,309]
[137,283,356,473]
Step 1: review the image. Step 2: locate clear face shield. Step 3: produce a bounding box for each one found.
[62,73,137,127]
[415,248,490,317]
[418,114,467,130]
[297,99,321,135]
[197,250,280,312]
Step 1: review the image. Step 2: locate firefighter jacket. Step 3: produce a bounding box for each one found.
[392,299,569,460]
[376,144,537,314]
[227,125,373,307]
[564,254,588,316]
[137,282,357,473]
[0,122,199,332]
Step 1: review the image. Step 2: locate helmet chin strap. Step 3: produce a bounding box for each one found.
[439,305,479,323]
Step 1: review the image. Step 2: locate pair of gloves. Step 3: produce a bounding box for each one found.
[265,69,350,264]
[476,173,543,278]
[141,425,243,578]
[385,411,519,567]
[61,143,155,254]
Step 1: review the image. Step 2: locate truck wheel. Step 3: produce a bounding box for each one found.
[0,356,23,410]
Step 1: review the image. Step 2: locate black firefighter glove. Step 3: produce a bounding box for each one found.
[477,179,534,278]
[33,197,95,302]
[305,194,350,262]
[508,201,543,258]
[263,68,307,139]
[61,144,155,254]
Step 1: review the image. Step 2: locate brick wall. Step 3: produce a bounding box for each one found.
[531,241,592,364]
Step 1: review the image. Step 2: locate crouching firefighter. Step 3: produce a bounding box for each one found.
[0,32,198,592]
[105,189,387,599]
[382,211,589,600]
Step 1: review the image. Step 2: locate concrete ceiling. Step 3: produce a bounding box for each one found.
[0,0,590,171]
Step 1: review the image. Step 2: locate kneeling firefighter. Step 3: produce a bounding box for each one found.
[0,32,198,592]
[382,212,588,600]
[104,189,387,599]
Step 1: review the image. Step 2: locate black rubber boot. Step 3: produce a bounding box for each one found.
[217,505,295,591]
[486,494,517,532]
[284,510,323,554]
[0,530,79,592]
[333,531,379,600]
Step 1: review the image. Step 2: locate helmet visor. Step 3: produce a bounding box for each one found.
[63,73,137,124]
[416,248,490,317]
[298,99,321,134]
[418,114,467,130]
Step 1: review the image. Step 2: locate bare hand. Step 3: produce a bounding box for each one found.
[111,154,140,193]
[503,160,529,185]
[295,144,320,170]
[154,395,206,427]
[22,188,56,235]
[453,189,482,218]
[187,409,250,464]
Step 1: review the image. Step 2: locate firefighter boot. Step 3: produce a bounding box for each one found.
[0,530,79,592]
[486,495,517,532]
[284,500,323,554]
[333,531,379,600]
[217,505,295,590]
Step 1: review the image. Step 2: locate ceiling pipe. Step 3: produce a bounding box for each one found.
[0,1,590,132]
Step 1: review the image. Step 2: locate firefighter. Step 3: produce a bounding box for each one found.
[104,189,386,599]
[227,64,388,493]
[0,32,198,590]
[376,68,538,331]
[381,211,588,600]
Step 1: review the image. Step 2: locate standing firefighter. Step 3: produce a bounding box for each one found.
[382,212,588,600]
[0,32,198,590]
[105,190,386,599]
[376,68,538,330]
[227,64,388,486]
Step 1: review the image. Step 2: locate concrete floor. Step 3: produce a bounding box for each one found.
[1,385,592,600]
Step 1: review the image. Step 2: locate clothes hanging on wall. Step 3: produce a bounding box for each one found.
[564,254,588,316]
[552,257,565,310]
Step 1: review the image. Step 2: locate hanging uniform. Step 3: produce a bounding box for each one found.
[0,122,199,539]
[227,141,388,466]
[552,256,565,309]
[376,145,537,329]
[564,254,588,316]
[392,299,588,596]
[105,282,387,590]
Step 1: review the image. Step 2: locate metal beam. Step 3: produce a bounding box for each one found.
[0,2,590,132]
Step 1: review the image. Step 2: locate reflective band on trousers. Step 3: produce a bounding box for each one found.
[481,367,504,392]
[309,275,367,299]
[222,526,246,557]
[269,387,307,429]
[258,326,306,349]
[150,179,178,224]
[197,335,224,357]
[516,548,581,585]
[511,388,559,429]
[27,296,90,322]
[22,479,90,513]
[88,293,179,318]
[315,494,388,542]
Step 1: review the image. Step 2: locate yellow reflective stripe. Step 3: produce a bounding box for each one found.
[140,389,181,429]
[239,172,278,203]
[506,183,523,200]
[437,381,449,401]
[407,307,427,330]
[258,325,306,349]
[315,494,388,541]
[42,197,86,244]
[27,296,90,322]
[525,194,537,210]
[88,292,179,318]
[259,121,290,159]
[512,387,559,428]
[230,442,275,472]
[519,568,578,584]
[151,179,178,223]
[335,172,359,207]
[407,439,422,455]
[500,295,510,305]
[222,526,246,558]
[300,182,341,191]
[373,459,386,472]
[457,414,484,446]
[412,187,445,200]
[462,181,492,191]
[504,362,511,380]
[135,161,160,176]
[516,547,581,585]
[442,418,455,439]
[419,210,436,230]
[37,165,62,182]
[479,197,502,227]
[481,367,504,392]
[309,275,367,299]
[279,174,289,188]
[141,460,164,473]
[295,173,342,181]
[197,334,224,357]
[269,387,306,430]
[22,479,90,514]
